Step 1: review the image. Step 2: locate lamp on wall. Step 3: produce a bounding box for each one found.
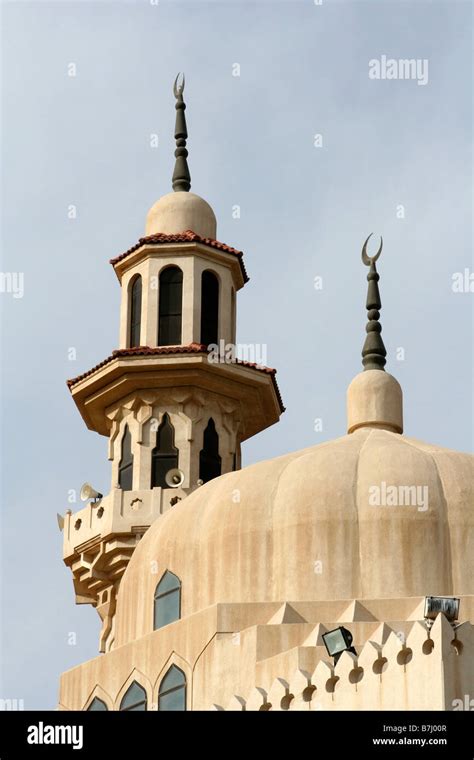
[322,626,357,664]
[424,596,460,628]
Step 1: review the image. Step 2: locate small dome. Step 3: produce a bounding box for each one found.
[114,427,473,647]
[347,370,403,434]
[145,191,217,239]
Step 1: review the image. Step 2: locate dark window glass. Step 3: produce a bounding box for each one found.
[200,271,219,346]
[158,665,186,712]
[129,275,142,348]
[87,697,108,711]
[151,414,179,488]
[120,681,147,712]
[199,418,221,483]
[154,570,181,630]
[158,267,183,346]
[118,425,133,491]
[231,287,236,343]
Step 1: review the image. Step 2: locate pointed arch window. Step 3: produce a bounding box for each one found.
[158,266,183,346]
[200,270,219,346]
[118,425,133,491]
[151,413,179,488]
[158,665,186,711]
[154,570,181,630]
[129,275,142,348]
[199,418,221,483]
[119,681,147,711]
[87,697,108,711]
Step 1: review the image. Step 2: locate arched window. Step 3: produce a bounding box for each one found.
[151,414,179,488]
[118,425,133,491]
[87,697,108,711]
[158,266,183,346]
[154,570,181,630]
[158,665,186,711]
[199,418,221,483]
[129,275,142,348]
[200,271,219,346]
[119,681,147,711]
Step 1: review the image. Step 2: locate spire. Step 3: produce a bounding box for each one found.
[172,73,191,192]
[361,233,386,371]
[347,234,403,434]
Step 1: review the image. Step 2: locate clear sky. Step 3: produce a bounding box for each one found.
[1,0,472,709]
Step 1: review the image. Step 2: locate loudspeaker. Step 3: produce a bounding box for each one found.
[165,468,185,488]
[80,483,103,502]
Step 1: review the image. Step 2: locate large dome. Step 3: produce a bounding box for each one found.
[115,426,473,647]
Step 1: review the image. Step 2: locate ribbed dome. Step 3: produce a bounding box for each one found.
[114,428,473,647]
[145,191,216,238]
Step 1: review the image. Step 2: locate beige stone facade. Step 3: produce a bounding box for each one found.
[59,598,474,711]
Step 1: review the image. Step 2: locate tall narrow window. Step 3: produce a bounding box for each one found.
[120,681,147,711]
[231,287,236,344]
[129,275,142,348]
[87,697,108,711]
[158,266,183,346]
[118,425,133,491]
[199,418,221,483]
[158,666,186,711]
[154,571,181,630]
[151,413,178,488]
[200,271,219,346]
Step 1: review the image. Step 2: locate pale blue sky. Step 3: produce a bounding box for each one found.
[1,0,472,709]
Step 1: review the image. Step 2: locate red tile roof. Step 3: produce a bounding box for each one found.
[110,230,249,283]
[66,344,285,412]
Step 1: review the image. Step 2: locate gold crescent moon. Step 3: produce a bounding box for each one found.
[173,72,185,99]
[361,233,383,266]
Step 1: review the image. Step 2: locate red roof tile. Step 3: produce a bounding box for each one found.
[110,230,249,283]
[66,344,285,412]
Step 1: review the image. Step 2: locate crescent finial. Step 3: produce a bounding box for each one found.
[361,233,383,266]
[173,72,185,100]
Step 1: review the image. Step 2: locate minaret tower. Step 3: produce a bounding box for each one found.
[62,76,284,653]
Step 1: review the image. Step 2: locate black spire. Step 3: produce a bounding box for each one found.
[172,73,191,192]
[361,233,386,371]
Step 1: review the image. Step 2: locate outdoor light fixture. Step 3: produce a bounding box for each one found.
[322,626,357,664]
[424,596,460,627]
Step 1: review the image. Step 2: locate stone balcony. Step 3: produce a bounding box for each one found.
[62,484,187,652]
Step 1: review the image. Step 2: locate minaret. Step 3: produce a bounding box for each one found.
[62,77,284,653]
